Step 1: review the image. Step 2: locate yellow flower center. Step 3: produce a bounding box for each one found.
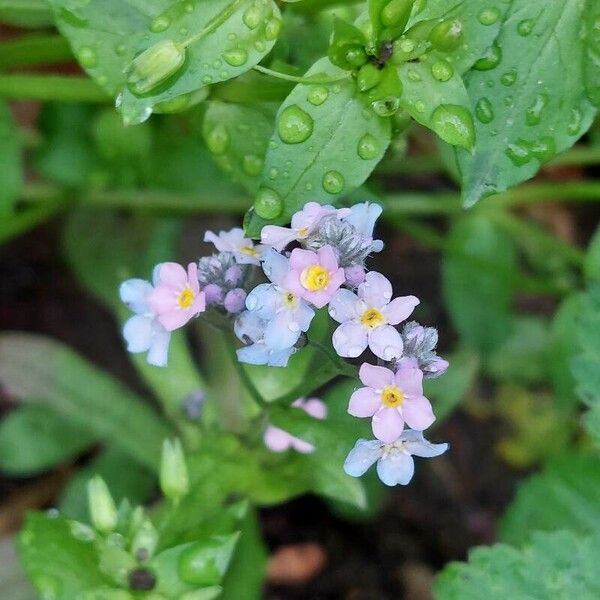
[360,307,385,329]
[177,287,195,309]
[300,265,330,291]
[381,386,405,408]
[297,226,309,239]
[239,245,259,257]
[283,291,298,308]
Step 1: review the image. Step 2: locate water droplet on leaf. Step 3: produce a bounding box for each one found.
[278,105,314,144]
[357,134,379,160]
[431,104,475,150]
[255,187,283,219]
[475,97,494,123]
[150,15,170,33]
[529,136,555,162]
[525,93,548,126]
[77,47,97,68]
[322,170,345,194]
[206,124,229,155]
[500,69,517,86]
[517,19,534,36]
[478,7,500,25]
[243,5,262,29]
[223,48,247,66]
[371,96,401,117]
[431,59,454,82]
[307,86,329,106]
[265,17,282,41]
[474,43,502,70]
[505,140,532,166]
[242,154,263,176]
[567,107,582,136]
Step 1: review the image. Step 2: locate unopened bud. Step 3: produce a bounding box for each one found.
[345,46,368,68]
[126,40,186,95]
[88,476,117,533]
[131,519,159,561]
[224,288,247,314]
[357,63,382,92]
[429,19,463,52]
[159,438,189,501]
[381,0,414,30]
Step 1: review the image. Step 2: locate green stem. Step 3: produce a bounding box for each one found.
[181,0,244,48]
[0,74,109,102]
[253,64,351,85]
[0,34,72,69]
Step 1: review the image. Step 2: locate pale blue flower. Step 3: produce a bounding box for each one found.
[120,276,171,367]
[344,430,448,486]
[343,202,384,252]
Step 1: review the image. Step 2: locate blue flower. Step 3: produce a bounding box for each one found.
[120,276,171,367]
[343,430,448,486]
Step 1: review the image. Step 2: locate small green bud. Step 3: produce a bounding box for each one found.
[345,46,368,68]
[429,18,463,52]
[391,36,428,63]
[381,0,414,30]
[159,438,189,501]
[131,519,159,561]
[88,476,118,533]
[357,63,383,92]
[126,40,186,95]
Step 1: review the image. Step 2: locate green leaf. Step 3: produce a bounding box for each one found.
[0,537,35,600]
[398,57,474,149]
[442,214,516,355]
[434,529,600,599]
[456,0,597,207]
[411,0,509,74]
[202,101,275,193]
[499,455,600,546]
[584,0,600,106]
[0,0,53,28]
[59,447,155,520]
[424,348,479,423]
[19,513,110,599]
[246,57,390,237]
[49,0,282,125]
[0,404,95,475]
[0,333,172,471]
[0,100,22,216]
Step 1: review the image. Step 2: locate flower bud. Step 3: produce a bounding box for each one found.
[126,40,186,95]
[224,288,247,314]
[381,0,414,30]
[224,265,243,286]
[344,265,366,287]
[357,63,382,92]
[159,438,189,501]
[204,283,225,305]
[131,519,159,561]
[88,476,117,533]
[429,19,463,52]
[345,46,368,68]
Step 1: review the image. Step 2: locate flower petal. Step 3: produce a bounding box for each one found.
[237,343,270,365]
[147,328,171,367]
[204,230,227,252]
[358,271,392,308]
[358,362,395,389]
[262,248,289,286]
[401,396,435,431]
[290,436,315,454]
[155,262,188,288]
[301,398,327,420]
[332,321,368,358]
[294,300,315,333]
[394,367,423,397]
[328,289,361,323]
[372,406,404,443]
[348,387,382,417]
[376,452,415,486]
[260,226,297,252]
[382,295,419,325]
[245,283,279,319]
[317,245,339,272]
[264,312,301,351]
[343,202,382,238]
[120,279,153,315]
[157,308,195,332]
[401,430,449,458]
[234,310,266,344]
[343,439,384,477]
[123,315,153,353]
[264,426,292,452]
[368,325,404,361]
[147,287,176,314]
[289,247,318,271]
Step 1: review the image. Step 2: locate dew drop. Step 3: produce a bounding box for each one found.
[357,133,379,160]
[212,59,222,69]
[500,69,517,86]
[478,7,500,25]
[254,39,266,52]
[431,104,475,149]
[115,43,127,56]
[255,187,283,219]
[265,17,282,41]
[525,93,548,126]
[414,100,426,113]
[305,182,314,191]
[277,105,314,144]
[242,154,263,176]
[517,19,534,36]
[206,124,229,155]
[179,26,188,36]
[77,46,97,68]
[307,86,329,106]
[243,5,262,29]
[431,59,454,82]
[57,7,88,28]
[227,33,237,41]
[407,68,422,82]
[473,43,502,70]
[322,170,345,194]
[371,96,401,117]
[567,107,583,136]
[529,137,556,162]
[475,97,494,124]
[223,48,247,66]
[503,95,514,108]
[69,521,96,543]
[150,15,171,33]
[505,140,531,166]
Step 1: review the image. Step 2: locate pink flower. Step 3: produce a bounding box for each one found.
[261,202,351,251]
[349,363,435,443]
[204,228,263,265]
[148,262,206,331]
[264,398,327,454]
[284,245,345,309]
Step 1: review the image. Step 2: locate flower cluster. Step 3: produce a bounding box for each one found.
[119,201,448,486]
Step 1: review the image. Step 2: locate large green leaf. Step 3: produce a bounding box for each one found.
[499,455,600,546]
[19,513,111,599]
[442,214,516,355]
[457,0,597,206]
[0,100,22,217]
[435,530,600,599]
[411,0,510,74]
[584,0,600,106]
[0,333,171,470]
[0,404,95,475]
[398,57,474,150]
[202,101,275,194]
[245,57,390,237]
[49,0,281,124]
